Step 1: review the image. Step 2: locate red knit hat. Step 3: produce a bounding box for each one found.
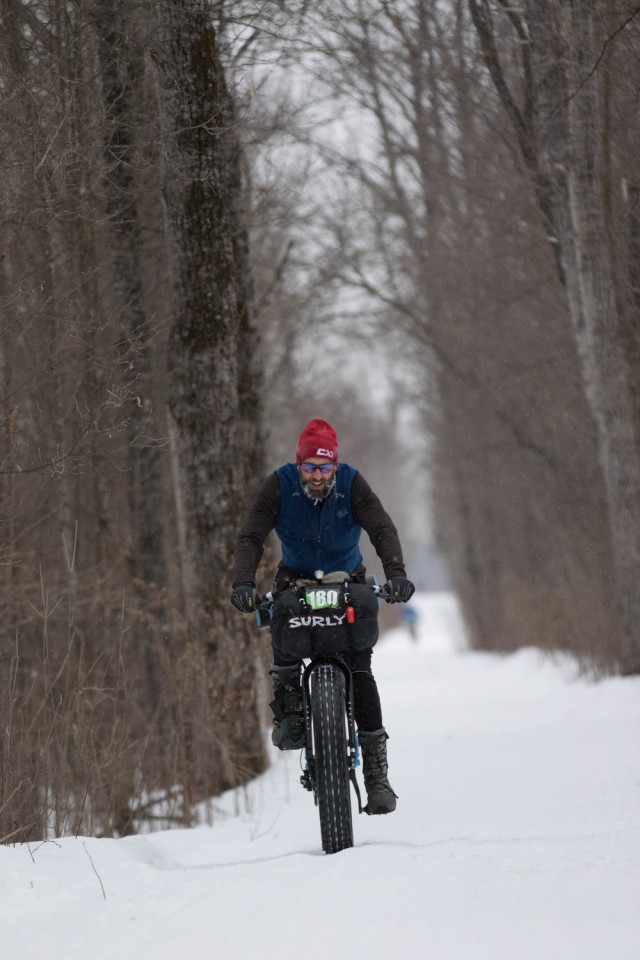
[296,419,338,463]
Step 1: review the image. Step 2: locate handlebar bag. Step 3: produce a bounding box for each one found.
[270,583,379,660]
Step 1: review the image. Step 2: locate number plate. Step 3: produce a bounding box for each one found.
[304,588,341,610]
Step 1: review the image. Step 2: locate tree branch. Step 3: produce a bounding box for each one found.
[468,0,535,166]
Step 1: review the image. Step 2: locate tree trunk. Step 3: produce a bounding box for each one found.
[97,0,168,589]
[152,0,267,795]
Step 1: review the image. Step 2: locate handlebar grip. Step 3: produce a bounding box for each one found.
[255,600,272,628]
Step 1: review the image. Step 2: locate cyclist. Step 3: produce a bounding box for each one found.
[230,418,415,815]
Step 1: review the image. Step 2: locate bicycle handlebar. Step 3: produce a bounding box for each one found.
[256,579,392,610]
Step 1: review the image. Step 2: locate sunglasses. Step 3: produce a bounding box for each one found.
[299,462,336,475]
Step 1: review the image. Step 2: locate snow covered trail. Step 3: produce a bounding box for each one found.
[2,593,639,960]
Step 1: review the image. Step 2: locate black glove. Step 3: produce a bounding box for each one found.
[230,584,256,614]
[386,577,415,603]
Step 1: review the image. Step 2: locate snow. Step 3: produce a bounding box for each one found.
[2,592,639,959]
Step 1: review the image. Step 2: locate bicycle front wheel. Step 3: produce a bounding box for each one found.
[310,662,353,854]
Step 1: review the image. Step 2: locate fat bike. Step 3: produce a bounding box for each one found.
[256,575,390,855]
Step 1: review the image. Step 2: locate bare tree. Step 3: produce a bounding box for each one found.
[0,0,269,839]
[278,0,626,666]
[469,0,640,671]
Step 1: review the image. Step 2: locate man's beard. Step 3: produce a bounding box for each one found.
[301,475,336,501]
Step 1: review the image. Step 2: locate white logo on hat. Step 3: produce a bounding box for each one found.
[316,448,335,459]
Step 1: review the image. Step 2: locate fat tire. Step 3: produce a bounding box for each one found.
[310,663,353,854]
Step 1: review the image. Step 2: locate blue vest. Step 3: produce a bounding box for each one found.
[274,463,363,578]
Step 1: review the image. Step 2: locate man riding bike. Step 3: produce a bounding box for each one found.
[230,418,415,815]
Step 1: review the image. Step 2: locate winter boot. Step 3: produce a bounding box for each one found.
[359,728,398,815]
[269,664,305,750]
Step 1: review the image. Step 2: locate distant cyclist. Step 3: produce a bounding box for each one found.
[230,418,414,815]
[400,603,420,642]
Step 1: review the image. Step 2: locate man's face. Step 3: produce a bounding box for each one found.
[297,457,336,499]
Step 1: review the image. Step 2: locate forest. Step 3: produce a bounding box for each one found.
[2,0,640,840]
